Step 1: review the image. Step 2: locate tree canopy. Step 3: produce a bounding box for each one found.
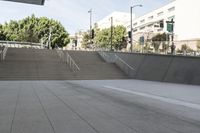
[0,14,70,48]
[94,25,127,50]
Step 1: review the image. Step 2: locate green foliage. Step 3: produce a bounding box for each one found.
[197,41,200,51]
[181,44,193,52]
[81,31,90,48]
[151,33,169,42]
[0,24,6,40]
[0,14,70,48]
[94,25,127,50]
[151,33,169,52]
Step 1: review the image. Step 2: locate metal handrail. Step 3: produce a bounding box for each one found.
[56,50,80,72]
[114,54,134,70]
[0,40,43,49]
[98,51,134,76]
[0,46,8,61]
[98,50,108,61]
[65,52,80,72]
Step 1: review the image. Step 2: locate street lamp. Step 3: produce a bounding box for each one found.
[130,4,142,52]
[88,9,92,44]
[48,27,52,49]
[110,17,113,51]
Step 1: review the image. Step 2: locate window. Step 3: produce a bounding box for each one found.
[140,26,145,30]
[168,7,175,12]
[133,22,137,26]
[148,24,153,27]
[140,19,145,23]
[148,16,154,20]
[133,29,138,32]
[157,11,164,16]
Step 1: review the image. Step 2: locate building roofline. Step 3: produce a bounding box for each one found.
[134,0,176,20]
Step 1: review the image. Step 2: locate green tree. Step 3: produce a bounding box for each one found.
[81,31,90,48]
[197,41,200,52]
[151,33,169,52]
[94,25,127,50]
[1,14,70,48]
[0,24,6,40]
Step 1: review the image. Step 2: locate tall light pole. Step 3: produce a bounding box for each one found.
[130,4,142,52]
[88,9,92,44]
[110,17,113,51]
[48,27,52,49]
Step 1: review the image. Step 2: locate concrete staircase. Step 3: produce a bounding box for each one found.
[0,48,127,80]
[0,48,74,80]
[67,50,127,79]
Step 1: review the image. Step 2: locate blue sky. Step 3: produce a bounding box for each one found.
[0,0,172,34]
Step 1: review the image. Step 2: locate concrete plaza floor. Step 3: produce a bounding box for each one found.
[0,80,200,133]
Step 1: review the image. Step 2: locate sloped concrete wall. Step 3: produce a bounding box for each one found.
[110,52,200,85]
[164,56,200,84]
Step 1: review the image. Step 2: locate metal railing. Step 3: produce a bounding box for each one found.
[98,51,134,77]
[57,50,80,72]
[0,46,8,61]
[98,51,114,63]
[114,54,134,77]
[65,52,80,72]
[0,41,43,49]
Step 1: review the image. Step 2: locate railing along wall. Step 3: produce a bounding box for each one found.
[98,51,134,77]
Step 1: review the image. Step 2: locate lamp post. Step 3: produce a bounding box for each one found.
[130,4,142,52]
[48,27,52,49]
[110,17,113,51]
[88,9,92,44]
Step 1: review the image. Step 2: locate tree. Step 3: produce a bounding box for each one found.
[0,24,6,40]
[151,33,169,52]
[81,31,90,48]
[94,25,127,50]
[1,14,70,48]
[197,40,200,52]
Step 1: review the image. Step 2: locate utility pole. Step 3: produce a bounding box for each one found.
[130,5,142,52]
[130,7,133,52]
[88,9,92,45]
[48,27,52,49]
[110,17,113,51]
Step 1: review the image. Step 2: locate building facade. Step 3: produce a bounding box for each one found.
[96,0,200,51]
[129,0,200,50]
[129,1,176,42]
[97,11,131,30]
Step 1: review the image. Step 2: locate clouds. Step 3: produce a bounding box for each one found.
[0,0,171,34]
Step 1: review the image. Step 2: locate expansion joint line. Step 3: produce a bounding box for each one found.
[10,83,21,133]
[32,82,56,133]
[41,81,100,133]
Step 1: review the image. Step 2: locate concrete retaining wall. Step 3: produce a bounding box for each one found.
[106,52,200,85]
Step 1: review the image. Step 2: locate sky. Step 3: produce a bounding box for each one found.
[0,0,172,35]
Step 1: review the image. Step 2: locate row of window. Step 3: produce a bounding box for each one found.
[133,27,164,33]
[133,6,175,26]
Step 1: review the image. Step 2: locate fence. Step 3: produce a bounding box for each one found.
[0,41,43,49]
[95,40,200,57]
